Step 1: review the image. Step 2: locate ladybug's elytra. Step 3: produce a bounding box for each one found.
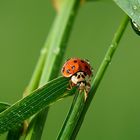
[61,58,93,100]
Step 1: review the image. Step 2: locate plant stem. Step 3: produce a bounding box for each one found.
[26,47,48,93]
[58,15,129,140]
[71,15,129,139]
[25,0,81,139]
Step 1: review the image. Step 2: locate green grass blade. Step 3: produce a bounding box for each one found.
[0,77,72,134]
[6,126,23,140]
[113,0,140,25]
[39,0,81,85]
[26,47,48,92]
[57,90,85,140]
[71,15,129,139]
[25,108,49,140]
[25,0,81,139]
[0,102,10,113]
[57,15,129,139]
[0,103,23,140]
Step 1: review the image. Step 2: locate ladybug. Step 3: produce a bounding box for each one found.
[61,58,93,100]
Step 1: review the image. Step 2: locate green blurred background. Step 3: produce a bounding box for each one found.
[0,1,140,140]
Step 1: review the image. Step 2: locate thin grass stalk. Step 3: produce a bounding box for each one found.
[57,15,129,140]
[71,15,129,139]
[25,0,81,139]
[0,77,70,134]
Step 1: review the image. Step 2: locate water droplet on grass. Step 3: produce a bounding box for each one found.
[133,5,138,10]
[105,56,111,62]
[41,48,47,54]
[53,47,60,55]
[130,12,134,16]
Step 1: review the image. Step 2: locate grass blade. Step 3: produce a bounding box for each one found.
[71,15,129,139]
[0,77,72,134]
[25,0,81,139]
[57,15,129,139]
[57,90,85,140]
[0,103,23,140]
[113,0,140,25]
[6,126,23,140]
[39,0,81,85]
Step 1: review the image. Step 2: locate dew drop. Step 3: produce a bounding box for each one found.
[11,111,15,115]
[17,123,22,127]
[24,110,28,114]
[23,103,27,107]
[105,56,111,62]
[31,106,34,109]
[16,113,21,117]
[130,12,134,16]
[110,44,114,48]
[41,48,47,54]
[133,5,138,10]
[53,47,60,55]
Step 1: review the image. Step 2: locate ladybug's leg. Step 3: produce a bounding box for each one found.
[84,82,91,100]
[67,80,75,90]
[80,82,91,101]
[82,90,87,101]
[77,81,87,101]
[85,82,91,93]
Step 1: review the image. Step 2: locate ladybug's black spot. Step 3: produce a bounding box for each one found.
[77,75,80,79]
[81,60,84,63]
[82,75,85,79]
[85,66,88,69]
[75,73,77,76]
[66,69,70,73]
[83,72,87,76]
[71,66,75,70]
[74,60,77,63]
[62,67,65,72]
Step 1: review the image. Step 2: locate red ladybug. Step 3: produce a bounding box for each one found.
[61,58,93,100]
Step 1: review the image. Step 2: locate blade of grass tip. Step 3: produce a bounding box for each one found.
[71,15,129,139]
[0,77,72,134]
[57,90,85,140]
[25,0,81,139]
